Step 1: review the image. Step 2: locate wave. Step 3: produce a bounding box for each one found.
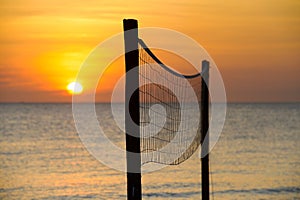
[214,186,300,195]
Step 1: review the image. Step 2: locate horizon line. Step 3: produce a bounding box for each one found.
[0,101,299,104]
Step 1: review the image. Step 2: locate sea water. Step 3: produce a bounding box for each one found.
[0,103,299,199]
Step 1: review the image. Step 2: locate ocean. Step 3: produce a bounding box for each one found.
[0,103,299,199]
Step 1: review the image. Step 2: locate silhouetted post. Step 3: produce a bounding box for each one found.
[201,60,210,200]
[123,19,142,200]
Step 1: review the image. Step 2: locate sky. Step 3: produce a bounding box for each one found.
[0,0,299,102]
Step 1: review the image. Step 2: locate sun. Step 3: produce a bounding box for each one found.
[67,82,83,94]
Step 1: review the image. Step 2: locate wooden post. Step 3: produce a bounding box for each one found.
[201,60,210,200]
[123,19,142,200]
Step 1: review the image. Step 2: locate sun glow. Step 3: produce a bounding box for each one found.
[67,82,83,94]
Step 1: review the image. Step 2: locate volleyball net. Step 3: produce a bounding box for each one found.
[138,38,203,166]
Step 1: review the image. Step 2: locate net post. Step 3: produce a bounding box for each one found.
[201,60,210,200]
[123,19,142,200]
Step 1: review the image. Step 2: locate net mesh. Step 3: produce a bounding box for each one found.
[138,39,202,165]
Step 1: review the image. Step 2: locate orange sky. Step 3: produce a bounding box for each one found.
[0,0,299,102]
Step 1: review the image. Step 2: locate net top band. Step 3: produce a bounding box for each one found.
[138,39,202,79]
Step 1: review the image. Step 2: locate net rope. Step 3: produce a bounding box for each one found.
[138,39,202,165]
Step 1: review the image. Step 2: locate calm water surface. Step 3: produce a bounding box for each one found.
[0,103,299,199]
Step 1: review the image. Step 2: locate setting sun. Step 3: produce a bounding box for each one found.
[67,82,83,94]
